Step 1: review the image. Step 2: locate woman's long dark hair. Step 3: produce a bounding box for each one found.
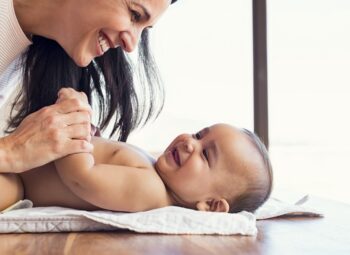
[6,29,163,142]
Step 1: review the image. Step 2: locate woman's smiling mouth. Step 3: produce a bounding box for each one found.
[98,32,110,54]
[97,31,117,56]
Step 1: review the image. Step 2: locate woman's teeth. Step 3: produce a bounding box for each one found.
[98,34,109,53]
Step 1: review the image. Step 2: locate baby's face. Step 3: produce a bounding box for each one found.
[155,124,258,208]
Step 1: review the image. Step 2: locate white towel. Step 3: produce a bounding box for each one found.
[0,203,257,235]
[0,195,322,235]
[255,195,323,220]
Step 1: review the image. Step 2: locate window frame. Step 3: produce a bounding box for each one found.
[253,0,269,148]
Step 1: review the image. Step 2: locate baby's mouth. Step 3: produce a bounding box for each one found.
[172,148,180,166]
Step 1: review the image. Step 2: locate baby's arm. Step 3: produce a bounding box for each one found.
[54,153,164,212]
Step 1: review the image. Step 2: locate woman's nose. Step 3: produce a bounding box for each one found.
[120,28,141,52]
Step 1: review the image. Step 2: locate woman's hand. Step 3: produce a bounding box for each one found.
[0,88,93,173]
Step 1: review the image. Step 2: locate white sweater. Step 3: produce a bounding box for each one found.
[0,0,31,108]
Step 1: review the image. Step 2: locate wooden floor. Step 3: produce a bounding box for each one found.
[0,197,349,255]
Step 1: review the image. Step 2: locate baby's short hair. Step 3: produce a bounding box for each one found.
[228,129,273,213]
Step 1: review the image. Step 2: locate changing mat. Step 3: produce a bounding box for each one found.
[0,204,257,235]
[0,195,322,235]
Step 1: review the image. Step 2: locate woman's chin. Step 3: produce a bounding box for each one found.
[72,52,93,67]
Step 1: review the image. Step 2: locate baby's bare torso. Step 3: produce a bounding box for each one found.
[19,137,158,210]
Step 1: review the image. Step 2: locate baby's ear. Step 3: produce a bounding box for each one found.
[196,199,229,213]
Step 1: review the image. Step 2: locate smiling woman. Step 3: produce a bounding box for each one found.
[0,0,177,174]
[13,0,171,66]
[7,0,172,139]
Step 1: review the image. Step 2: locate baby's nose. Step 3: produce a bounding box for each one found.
[183,141,194,153]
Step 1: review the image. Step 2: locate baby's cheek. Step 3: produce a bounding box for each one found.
[189,160,207,174]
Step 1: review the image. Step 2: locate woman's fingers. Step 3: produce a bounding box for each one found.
[2,116,94,173]
[33,107,91,141]
[55,97,92,116]
[65,123,92,141]
[55,88,92,118]
[63,137,94,155]
[58,88,88,102]
[46,111,91,128]
[0,87,96,173]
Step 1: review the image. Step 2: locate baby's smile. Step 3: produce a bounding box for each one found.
[172,148,181,166]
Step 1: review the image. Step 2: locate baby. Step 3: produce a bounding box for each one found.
[1,123,273,213]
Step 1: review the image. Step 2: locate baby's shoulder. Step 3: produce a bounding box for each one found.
[92,137,155,169]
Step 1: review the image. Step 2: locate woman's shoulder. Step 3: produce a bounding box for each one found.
[0,0,31,75]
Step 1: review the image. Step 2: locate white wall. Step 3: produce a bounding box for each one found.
[128,0,254,152]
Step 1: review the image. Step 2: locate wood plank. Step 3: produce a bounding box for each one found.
[0,197,349,255]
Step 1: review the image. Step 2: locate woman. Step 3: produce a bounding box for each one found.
[0,0,177,175]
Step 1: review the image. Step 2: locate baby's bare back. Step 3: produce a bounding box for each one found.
[19,137,156,210]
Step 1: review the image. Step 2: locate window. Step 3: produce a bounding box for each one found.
[268,0,350,203]
[128,0,254,153]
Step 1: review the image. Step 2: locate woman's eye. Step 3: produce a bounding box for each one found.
[131,10,142,22]
[195,132,201,139]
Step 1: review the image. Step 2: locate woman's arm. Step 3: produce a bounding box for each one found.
[54,153,164,212]
[0,88,92,173]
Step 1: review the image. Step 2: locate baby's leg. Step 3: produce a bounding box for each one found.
[0,173,24,211]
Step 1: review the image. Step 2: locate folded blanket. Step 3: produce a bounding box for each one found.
[0,195,322,235]
[0,204,257,235]
[255,195,323,219]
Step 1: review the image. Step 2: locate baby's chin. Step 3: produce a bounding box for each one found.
[154,157,168,178]
[154,159,161,172]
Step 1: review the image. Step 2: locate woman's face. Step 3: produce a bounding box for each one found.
[58,0,170,67]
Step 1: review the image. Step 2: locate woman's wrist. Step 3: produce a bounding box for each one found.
[0,136,15,173]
